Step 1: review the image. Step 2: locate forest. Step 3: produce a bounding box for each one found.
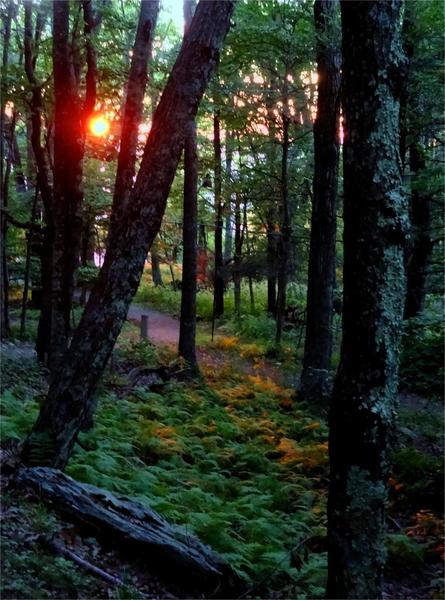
[0,0,443,598]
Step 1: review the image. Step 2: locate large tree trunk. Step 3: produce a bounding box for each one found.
[327,2,407,598]
[178,0,199,374]
[403,142,433,319]
[212,108,225,318]
[300,0,341,402]
[22,0,235,470]
[50,0,85,371]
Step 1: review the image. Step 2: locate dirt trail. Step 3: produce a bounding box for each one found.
[126,303,293,386]
[127,303,180,346]
[2,301,293,387]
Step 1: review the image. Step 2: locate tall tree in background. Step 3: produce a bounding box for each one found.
[178,0,199,374]
[327,1,407,598]
[404,142,433,319]
[22,0,235,469]
[274,78,290,346]
[212,105,225,319]
[0,0,14,337]
[300,0,340,401]
[401,0,441,319]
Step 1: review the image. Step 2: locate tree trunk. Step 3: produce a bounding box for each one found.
[109,0,159,226]
[79,212,96,306]
[151,239,164,287]
[266,210,277,316]
[233,192,242,317]
[224,132,234,263]
[20,185,40,337]
[0,0,13,338]
[403,142,433,319]
[178,0,199,375]
[22,0,235,469]
[50,0,85,371]
[213,108,224,318]
[327,2,407,598]
[300,0,341,402]
[275,107,290,346]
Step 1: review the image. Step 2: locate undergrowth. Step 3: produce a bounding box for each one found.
[65,368,330,596]
[399,313,444,397]
[1,353,329,597]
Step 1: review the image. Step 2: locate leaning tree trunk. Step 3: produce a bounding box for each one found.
[178,0,199,375]
[403,142,433,319]
[327,2,408,598]
[22,0,235,470]
[300,0,341,403]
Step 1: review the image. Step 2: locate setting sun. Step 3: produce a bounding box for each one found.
[89,115,110,137]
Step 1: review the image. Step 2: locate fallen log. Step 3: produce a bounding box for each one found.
[15,467,242,597]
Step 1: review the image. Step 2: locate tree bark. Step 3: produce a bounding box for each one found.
[300,0,341,402]
[178,0,199,374]
[403,142,433,319]
[327,2,407,598]
[50,0,85,371]
[22,0,235,469]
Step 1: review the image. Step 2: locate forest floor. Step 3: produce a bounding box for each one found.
[1,304,444,599]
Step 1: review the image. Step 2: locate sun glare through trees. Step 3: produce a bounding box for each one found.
[89,114,110,137]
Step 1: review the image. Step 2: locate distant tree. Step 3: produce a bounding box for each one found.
[22,0,235,469]
[327,1,408,598]
[401,0,444,318]
[212,104,225,319]
[300,0,341,402]
[0,0,14,338]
